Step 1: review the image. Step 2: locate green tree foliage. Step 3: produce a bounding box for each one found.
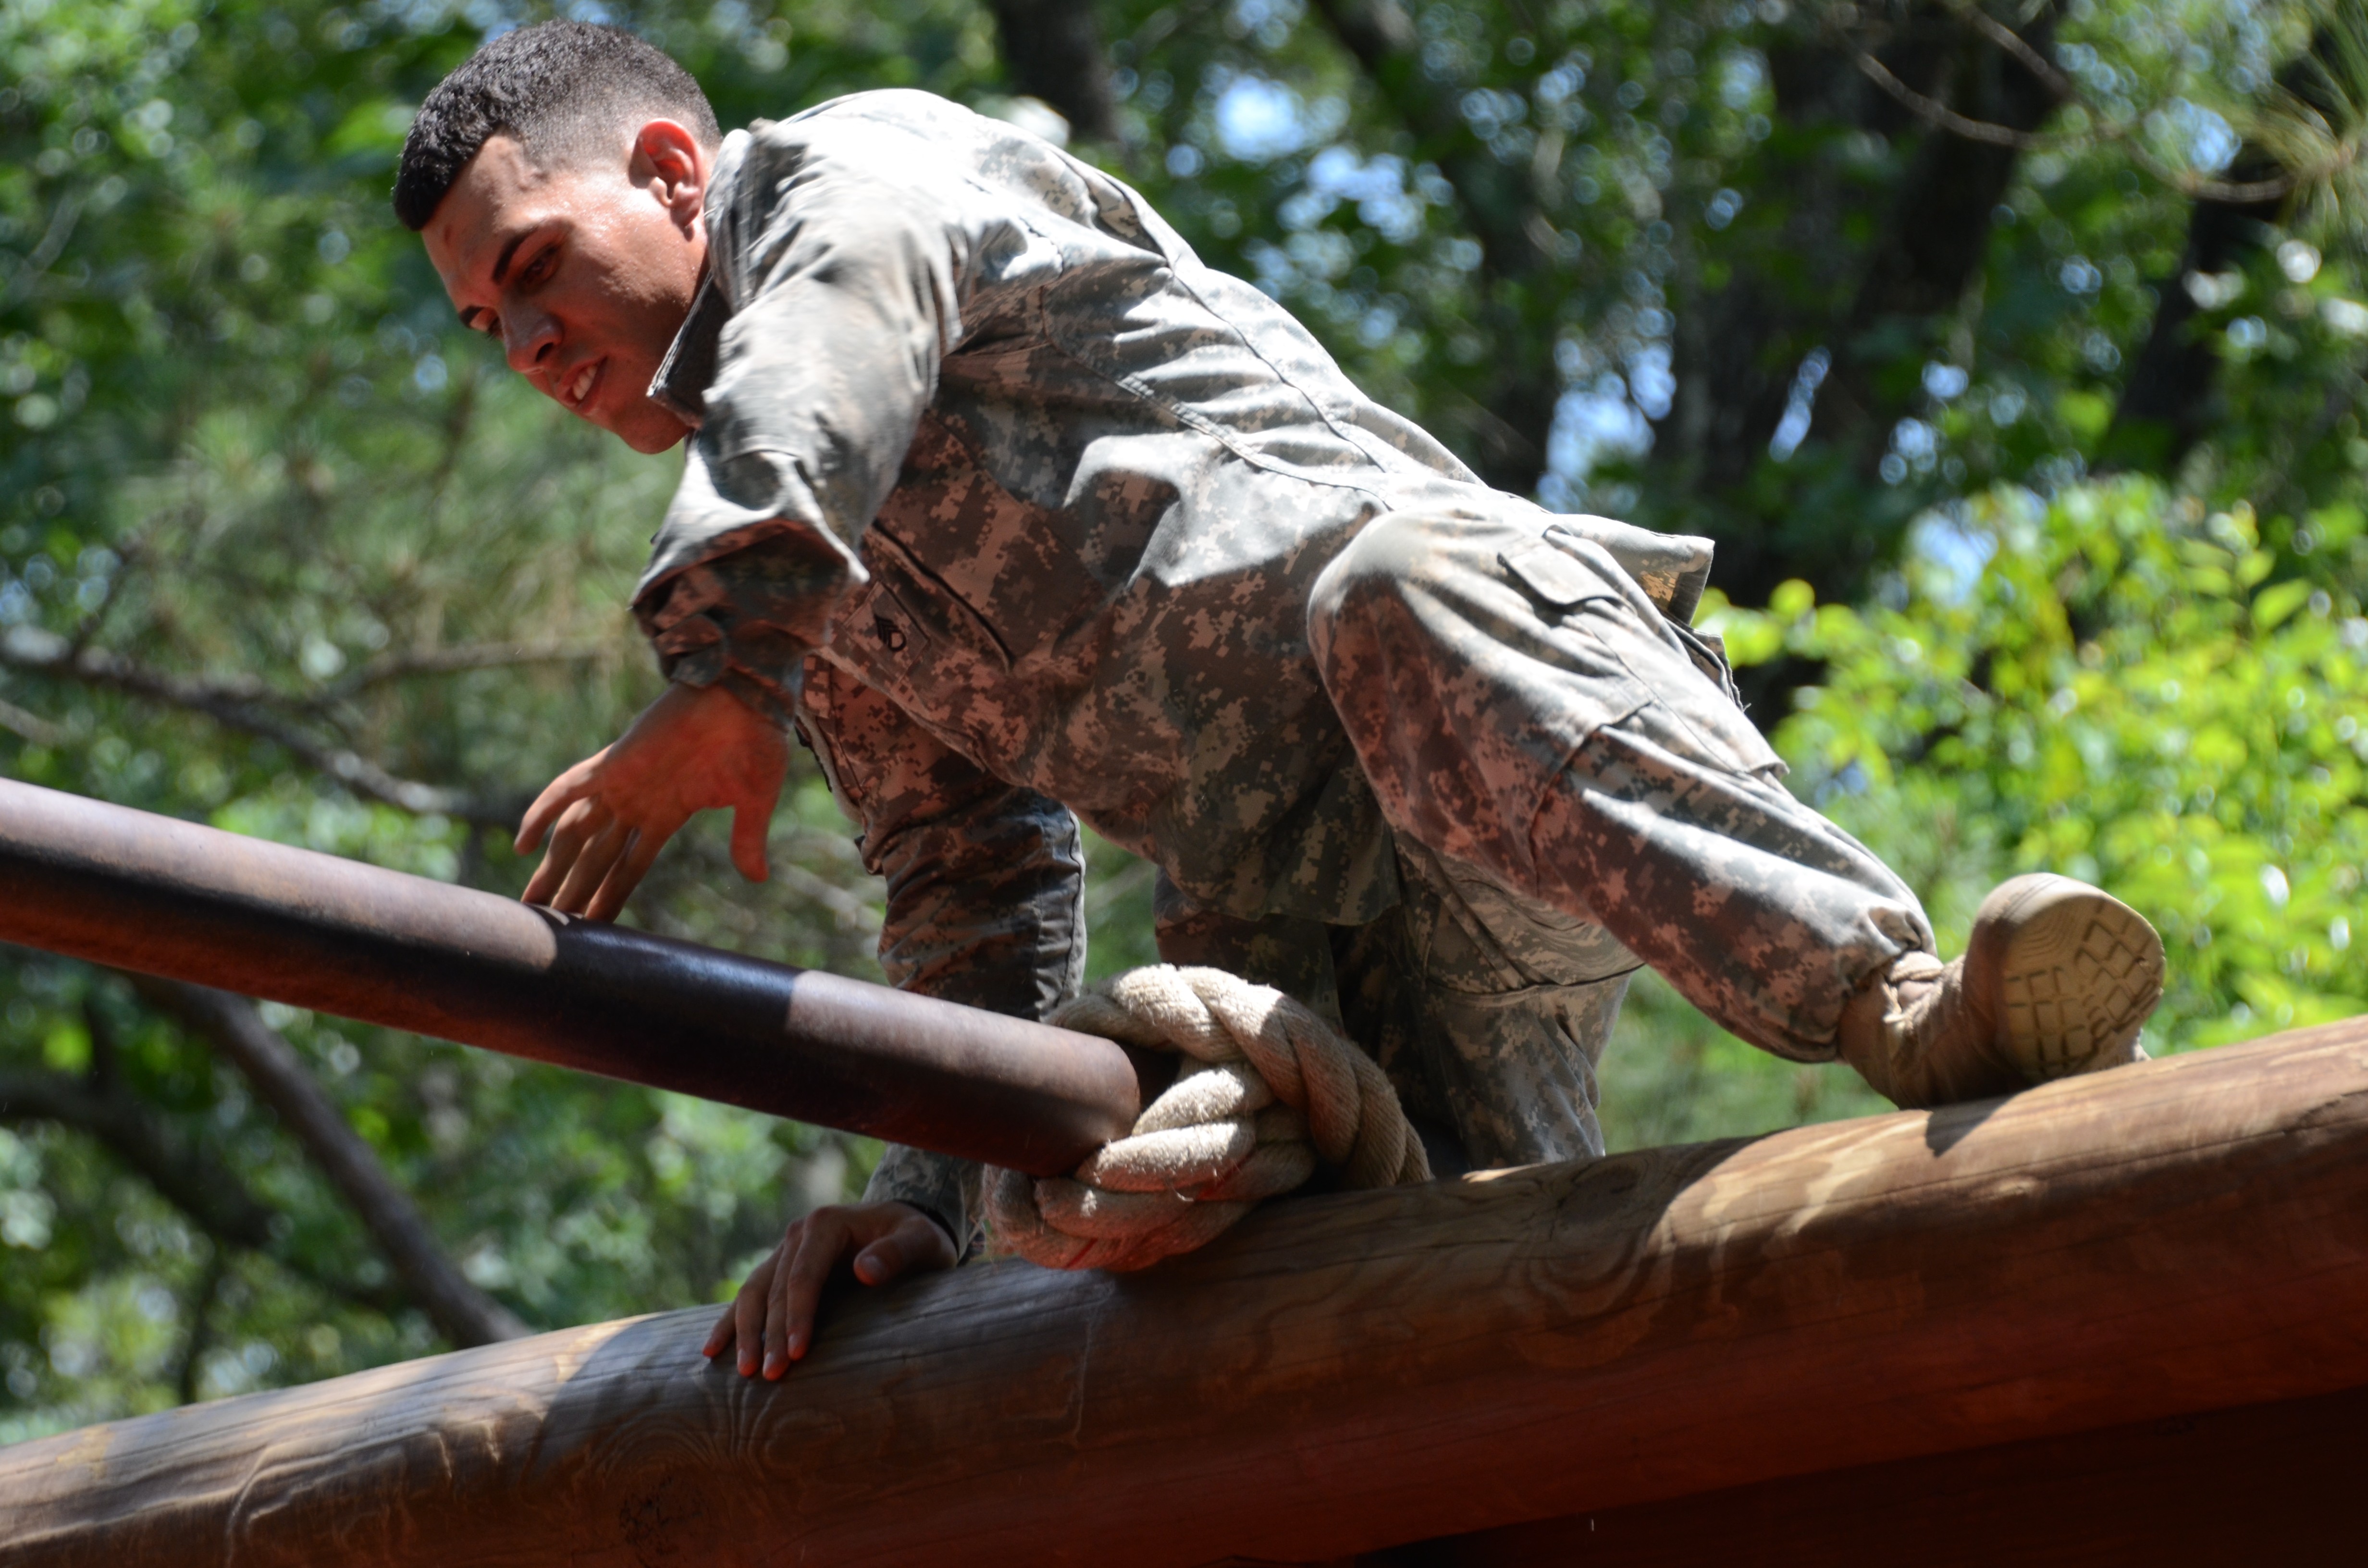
[0,0,927,1437]
[1706,477,2368,1045]
[1,0,2363,1442]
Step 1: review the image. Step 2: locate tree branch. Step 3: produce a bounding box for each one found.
[1833,0,2350,203]
[0,1067,281,1251]
[1664,1,2065,613]
[0,191,84,307]
[0,625,524,829]
[1307,0,1563,490]
[1848,41,2049,149]
[137,979,528,1347]
[1847,42,2300,202]
[0,1016,447,1328]
[983,0,1119,141]
[1309,0,1542,270]
[2106,22,2357,466]
[171,1248,229,1406]
[0,691,67,747]
[316,638,613,704]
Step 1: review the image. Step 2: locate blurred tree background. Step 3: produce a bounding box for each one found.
[2,0,2363,1439]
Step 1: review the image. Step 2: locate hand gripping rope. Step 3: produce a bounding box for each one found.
[987,966,1431,1271]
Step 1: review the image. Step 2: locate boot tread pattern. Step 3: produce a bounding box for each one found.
[1996,897,2164,1078]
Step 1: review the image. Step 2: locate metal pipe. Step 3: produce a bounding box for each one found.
[0,778,1141,1176]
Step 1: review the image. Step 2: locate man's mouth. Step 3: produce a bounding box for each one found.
[562,359,603,411]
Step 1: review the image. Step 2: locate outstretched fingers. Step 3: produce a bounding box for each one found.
[520,795,609,907]
[729,798,773,884]
[516,754,604,858]
[548,815,634,915]
[586,826,663,924]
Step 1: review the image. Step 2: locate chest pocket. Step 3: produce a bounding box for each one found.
[861,528,1016,671]
[826,536,1030,777]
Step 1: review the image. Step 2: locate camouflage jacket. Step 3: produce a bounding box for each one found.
[630,91,1714,1233]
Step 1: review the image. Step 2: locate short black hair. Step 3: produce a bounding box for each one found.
[394,21,720,231]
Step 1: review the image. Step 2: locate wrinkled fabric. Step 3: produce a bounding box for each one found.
[789,660,1083,1250]
[852,503,1933,1239]
[1308,508,1935,1061]
[636,89,1711,928]
[622,90,1936,1246]
[1162,845,1636,1173]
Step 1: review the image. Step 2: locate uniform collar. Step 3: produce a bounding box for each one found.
[648,272,729,429]
[645,128,750,430]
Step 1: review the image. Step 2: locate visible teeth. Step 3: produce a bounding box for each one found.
[569,365,595,404]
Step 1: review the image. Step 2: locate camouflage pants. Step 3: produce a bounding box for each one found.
[1154,840,1637,1170]
[1167,507,1936,1171]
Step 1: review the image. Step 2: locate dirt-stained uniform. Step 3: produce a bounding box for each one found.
[632,90,1935,1246]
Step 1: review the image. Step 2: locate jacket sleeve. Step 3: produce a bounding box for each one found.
[794,660,1087,1252]
[632,114,1011,711]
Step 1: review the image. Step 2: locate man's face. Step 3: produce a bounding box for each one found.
[423,126,707,454]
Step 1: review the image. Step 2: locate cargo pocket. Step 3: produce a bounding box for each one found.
[1493,530,1656,755]
[1512,531,1782,778]
[1618,637,1786,777]
[1501,534,1622,613]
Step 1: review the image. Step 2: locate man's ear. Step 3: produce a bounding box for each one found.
[631,119,708,233]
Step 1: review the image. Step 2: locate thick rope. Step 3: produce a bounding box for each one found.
[987,965,1430,1272]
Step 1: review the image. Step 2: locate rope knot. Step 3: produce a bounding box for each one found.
[987,966,1430,1271]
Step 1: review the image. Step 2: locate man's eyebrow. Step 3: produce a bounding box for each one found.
[490,228,534,286]
[455,228,544,327]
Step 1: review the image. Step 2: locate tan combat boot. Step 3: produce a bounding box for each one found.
[1838,874,2166,1108]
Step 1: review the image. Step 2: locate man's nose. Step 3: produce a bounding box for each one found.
[502,306,559,378]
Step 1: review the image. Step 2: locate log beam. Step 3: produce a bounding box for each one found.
[6,1020,2368,1566]
[1426,1380,2368,1566]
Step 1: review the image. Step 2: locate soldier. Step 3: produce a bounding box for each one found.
[398,23,2164,1380]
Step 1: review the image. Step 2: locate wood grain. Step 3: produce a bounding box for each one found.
[6,1020,2368,1567]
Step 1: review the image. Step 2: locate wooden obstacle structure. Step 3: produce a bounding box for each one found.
[5,1017,2365,1565]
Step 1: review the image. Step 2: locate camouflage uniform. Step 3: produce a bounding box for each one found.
[633,91,1934,1245]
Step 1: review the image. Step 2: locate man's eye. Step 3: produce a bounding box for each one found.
[523,248,556,284]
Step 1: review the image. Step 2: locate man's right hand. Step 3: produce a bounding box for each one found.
[702,1200,958,1378]
[516,679,789,921]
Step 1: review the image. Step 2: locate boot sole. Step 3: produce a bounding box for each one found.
[1974,875,2165,1080]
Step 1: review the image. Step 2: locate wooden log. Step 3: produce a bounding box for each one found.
[1421,1380,2368,1567]
[6,1020,2368,1567]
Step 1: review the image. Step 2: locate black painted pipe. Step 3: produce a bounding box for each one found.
[0,778,1139,1176]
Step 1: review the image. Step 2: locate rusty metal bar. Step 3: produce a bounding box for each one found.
[0,778,1140,1176]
